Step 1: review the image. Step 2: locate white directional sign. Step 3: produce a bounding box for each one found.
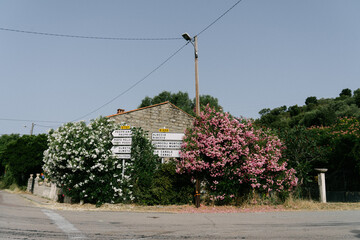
[111,138,132,145]
[152,141,182,149]
[112,129,132,159]
[112,130,132,137]
[154,149,181,158]
[114,154,131,159]
[111,146,131,154]
[152,133,184,141]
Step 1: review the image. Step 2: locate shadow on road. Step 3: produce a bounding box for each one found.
[351,230,360,238]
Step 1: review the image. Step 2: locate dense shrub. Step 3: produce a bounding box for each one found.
[126,127,160,205]
[278,126,327,198]
[151,161,193,205]
[125,128,193,205]
[308,117,360,191]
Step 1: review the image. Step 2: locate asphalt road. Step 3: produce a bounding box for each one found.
[1,190,360,239]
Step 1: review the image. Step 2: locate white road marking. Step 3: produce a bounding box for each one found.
[41,208,86,239]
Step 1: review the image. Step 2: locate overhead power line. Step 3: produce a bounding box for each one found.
[197,0,243,37]
[0,1,242,41]
[69,0,243,121]
[0,27,182,41]
[34,124,58,128]
[1,1,243,123]
[0,118,65,124]
[71,42,190,122]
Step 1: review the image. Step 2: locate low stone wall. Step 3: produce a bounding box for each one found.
[26,174,60,202]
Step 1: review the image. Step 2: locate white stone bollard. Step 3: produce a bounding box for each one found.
[27,174,34,193]
[315,168,328,203]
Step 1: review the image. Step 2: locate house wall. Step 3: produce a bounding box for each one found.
[108,103,194,135]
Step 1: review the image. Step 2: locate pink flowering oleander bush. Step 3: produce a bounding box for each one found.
[176,106,298,204]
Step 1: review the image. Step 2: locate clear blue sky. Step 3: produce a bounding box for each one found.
[1,0,359,135]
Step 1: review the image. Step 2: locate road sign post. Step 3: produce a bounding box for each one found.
[151,131,184,161]
[112,129,132,179]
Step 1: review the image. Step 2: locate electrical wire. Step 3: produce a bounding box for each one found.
[1,1,243,123]
[196,0,243,37]
[0,133,24,136]
[34,124,58,128]
[70,42,190,122]
[0,27,182,41]
[0,0,242,41]
[69,0,243,121]
[0,118,65,123]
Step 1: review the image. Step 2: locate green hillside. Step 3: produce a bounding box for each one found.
[256,88,360,129]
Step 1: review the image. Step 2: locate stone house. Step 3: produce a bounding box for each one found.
[107,101,194,134]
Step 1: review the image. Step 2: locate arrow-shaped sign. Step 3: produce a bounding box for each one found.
[112,130,132,137]
[111,146,131,154]
[111,138,132,145]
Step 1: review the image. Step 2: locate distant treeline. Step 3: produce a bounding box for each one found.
[256,88,360,129]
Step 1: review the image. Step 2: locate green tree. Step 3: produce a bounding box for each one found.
[354,88,360,108]
[0,134,20,176]
[1,134,47,187]
[139,91,223,116]
[256,106,288,129]
[198,94,223,113]
[152,91,172,104]
[339,88,352,98]
[259,108,270,117]
[288,105,301,117]
[305,96,318,106]
[139,91,191,113]
[300,106,336,127]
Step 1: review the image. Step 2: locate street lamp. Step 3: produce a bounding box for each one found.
[182,32,201,208]
[182,32,200,117]
[182,32,192,41]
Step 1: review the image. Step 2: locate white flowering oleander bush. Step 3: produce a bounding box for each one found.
[43,117,129,205]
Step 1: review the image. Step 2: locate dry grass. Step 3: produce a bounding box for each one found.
[284,197,360,211]
[11,190,360,213]
[43,201,360,213]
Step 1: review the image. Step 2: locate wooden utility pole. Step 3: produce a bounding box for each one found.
[194,35,201,208]
[30,123,35,136]
[194,35,200,117]
[182,32,201,208]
